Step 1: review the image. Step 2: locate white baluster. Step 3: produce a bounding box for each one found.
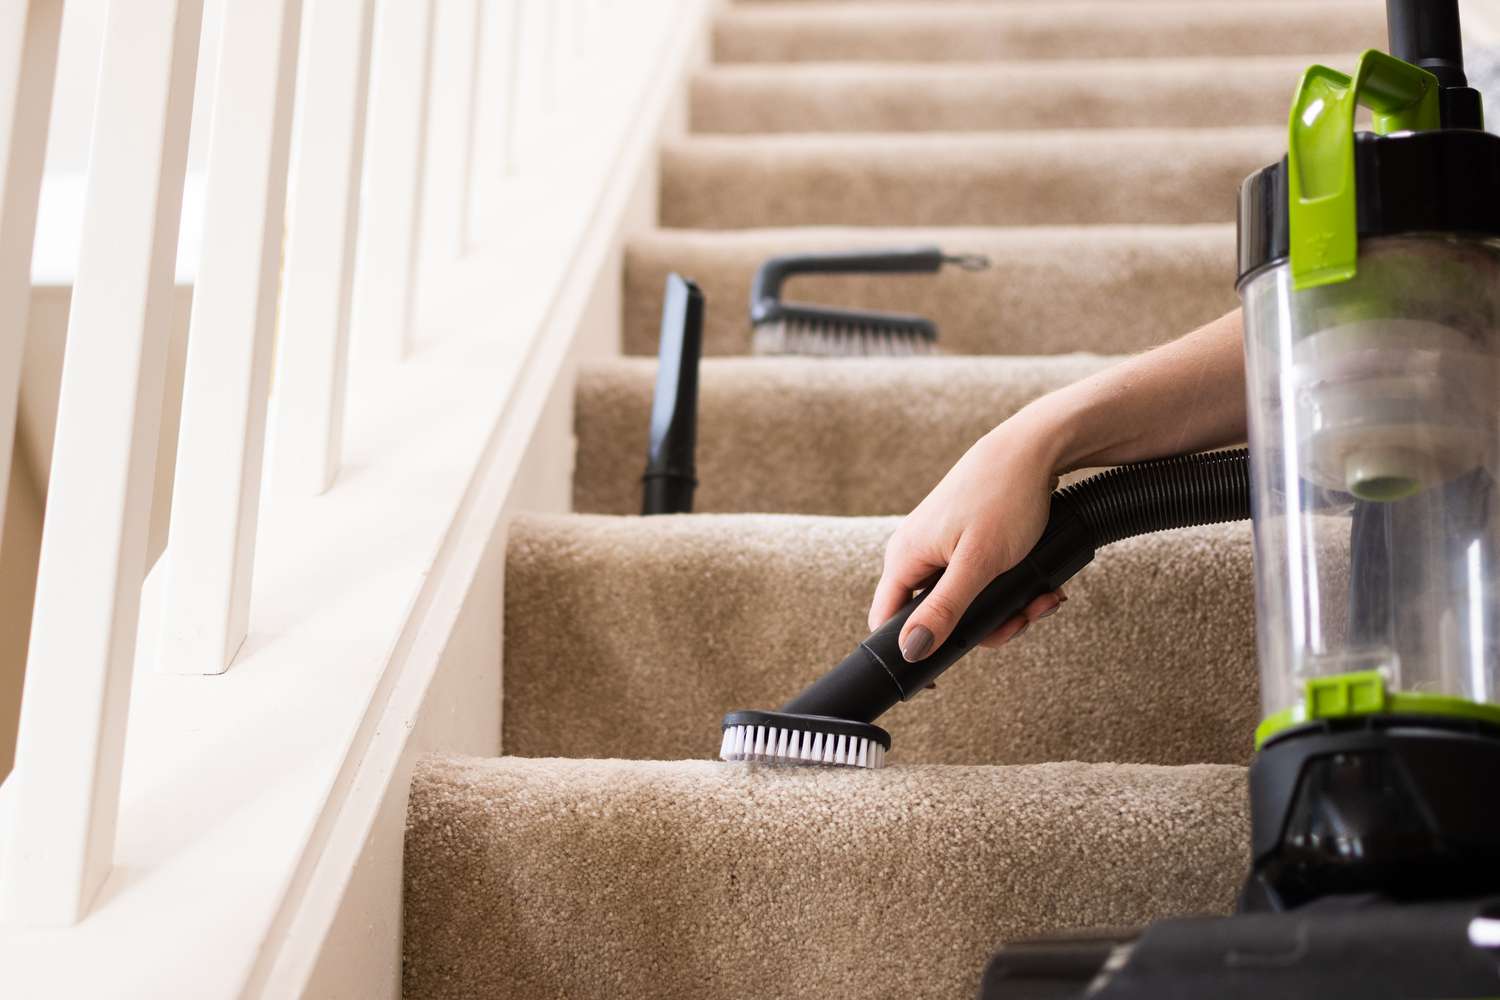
[1,0,204,925]
[422,0,482,264]
[351,0,435,361]
[498,0,526,177]
[272,0,376,498]
[158,0,304,674]
[0,2,63,555]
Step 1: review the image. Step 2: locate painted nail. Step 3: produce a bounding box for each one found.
[1037,604,1061,619]
[901,625,934,662]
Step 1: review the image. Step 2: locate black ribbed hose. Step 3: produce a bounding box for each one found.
[780,449,1252,723]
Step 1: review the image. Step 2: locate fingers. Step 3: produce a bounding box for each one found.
[978,590,1067,649]
[868,558,940,632]
[897,538,997,662]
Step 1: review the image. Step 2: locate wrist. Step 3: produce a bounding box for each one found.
[1007,391,1083,474]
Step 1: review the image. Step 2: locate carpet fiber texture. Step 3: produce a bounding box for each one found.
[403,755,1250,1000]
[660,128,1284,228]
[574,354,1115,516]
[691,56,1327,133]
[502,514,1259,766]
[712,3,1383,64]
[622,224,1239,357]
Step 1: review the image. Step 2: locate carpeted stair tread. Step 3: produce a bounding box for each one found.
[403,754,1250,1000]
[574,354,1114,516]
[714,2,1383,64]
[502,513,1258,766]
[623,224,1238,357]
[660,127,1284,228]
[691,56,1327,133]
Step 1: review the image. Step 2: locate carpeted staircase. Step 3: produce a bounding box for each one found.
[402,3,1385,998]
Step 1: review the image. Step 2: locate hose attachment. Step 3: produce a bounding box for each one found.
[778,449,1252,724]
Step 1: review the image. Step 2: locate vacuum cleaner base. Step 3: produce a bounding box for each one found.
[980,895,1500,999]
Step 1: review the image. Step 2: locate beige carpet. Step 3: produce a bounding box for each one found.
[574,354,1114,516]
[692,56,1328,133]
[403,756,1249,1000]
[713,3,1384,64]
[502,514,1259,766]
[403,0,1312,994]
[661,128,1284,228]
[622,225,1239,357]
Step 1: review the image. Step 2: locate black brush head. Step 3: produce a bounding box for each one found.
[751,304,938,357]
[747,246,989,357]
[719,709,891,768]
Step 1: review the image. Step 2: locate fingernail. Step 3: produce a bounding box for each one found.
[901,625,934,662]
[1037,604,1061,619]
[1011,621,1030,641]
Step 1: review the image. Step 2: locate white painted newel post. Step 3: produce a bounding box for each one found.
[0,1,63,554]
[158,0,306,674]
[351,0,436,361]
[1,0,205,925]
[273,0,377,497]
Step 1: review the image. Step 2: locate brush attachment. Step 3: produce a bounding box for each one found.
[719,710,890,769]
[720,450,1253,769]
[749,246,989,357]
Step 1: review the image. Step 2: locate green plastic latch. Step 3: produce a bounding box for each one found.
[1305,670,1389,718]
[1287,50,1441,290]
[1255,670,1500,748]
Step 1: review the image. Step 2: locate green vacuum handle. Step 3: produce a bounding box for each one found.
[1287,49,1441,290]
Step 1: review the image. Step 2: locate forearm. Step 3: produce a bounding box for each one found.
[1016,309,1248,474]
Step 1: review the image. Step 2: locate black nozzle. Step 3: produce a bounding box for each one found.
[1386,0,1484,128]
[641,274,703,516]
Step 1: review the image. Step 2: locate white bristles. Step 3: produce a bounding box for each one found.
[718,723,886,769]
[751,319,938,358]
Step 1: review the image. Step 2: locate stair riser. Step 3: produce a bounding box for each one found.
[624,225,1238,357]
[404,756,1250,1000]
[502,515,1260,767]
[714,5,1384,63]
[692,58,1323,133]
[575,356,1111,516]
[660,129,1283,228]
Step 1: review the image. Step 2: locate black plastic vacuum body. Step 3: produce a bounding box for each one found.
[641,274,703,515]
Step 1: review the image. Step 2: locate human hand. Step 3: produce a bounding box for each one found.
[868,416,1067,662]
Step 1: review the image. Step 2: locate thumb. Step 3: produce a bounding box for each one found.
[897,537,996,663]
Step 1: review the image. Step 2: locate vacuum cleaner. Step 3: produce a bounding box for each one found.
[720,0,1500,993]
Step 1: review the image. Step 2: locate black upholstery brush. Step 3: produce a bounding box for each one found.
[641,274,704,515]
[749,246,989,357]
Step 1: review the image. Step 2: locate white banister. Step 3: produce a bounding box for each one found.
[1,0,205,925]
[272,0,377,498]
[351,0,435,361]
[0,2,63,554]
[158,0,305,675]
